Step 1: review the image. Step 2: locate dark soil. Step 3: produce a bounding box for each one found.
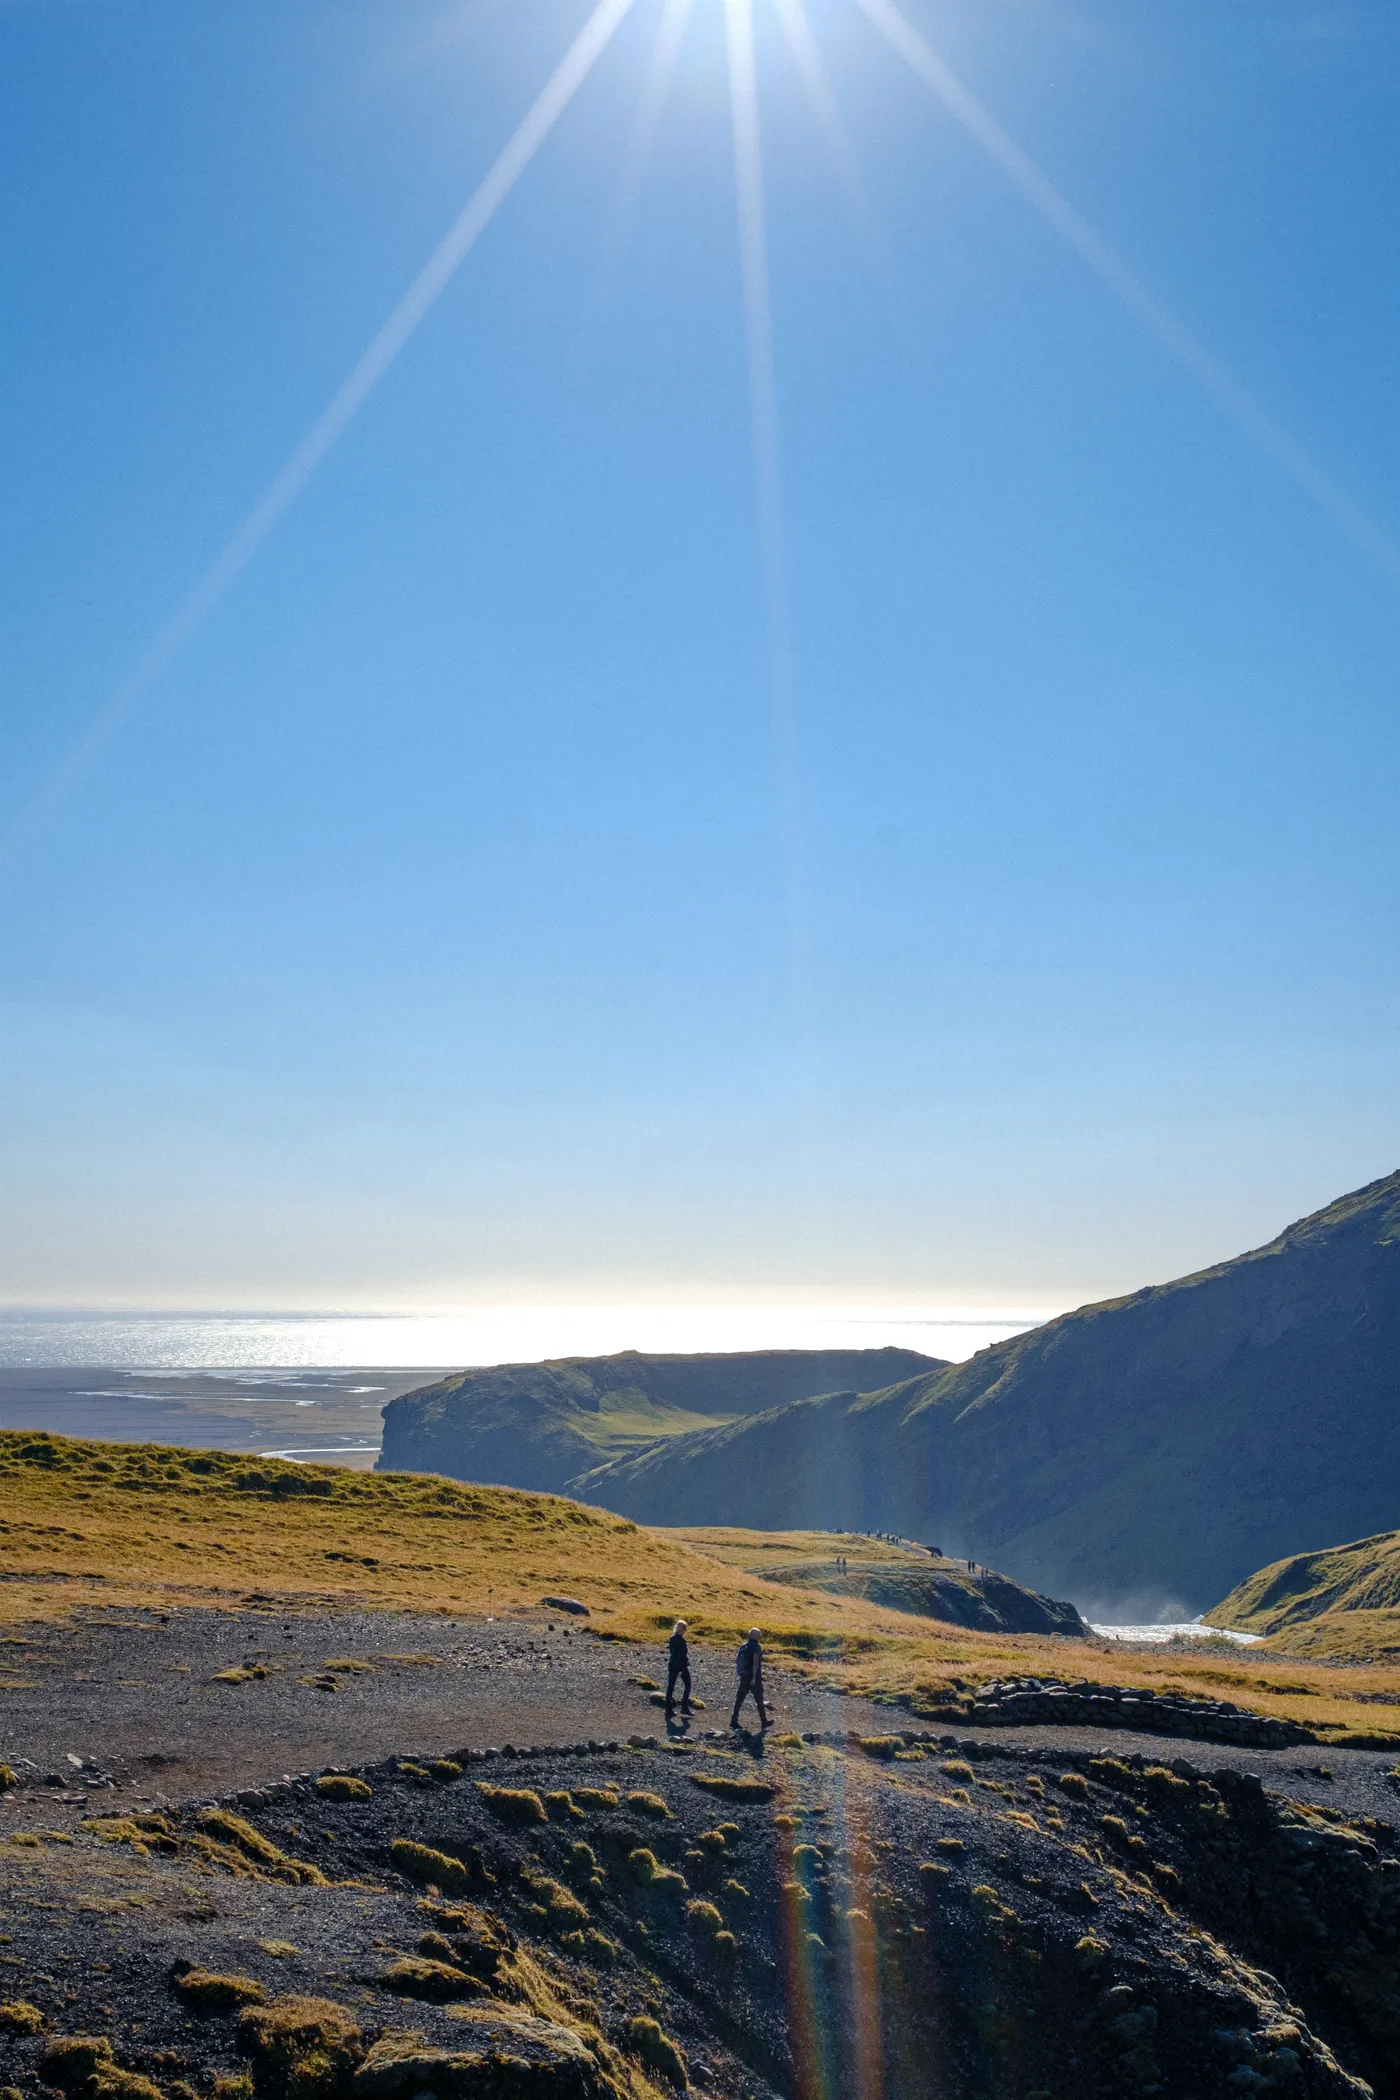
[3,1612,1400,2100]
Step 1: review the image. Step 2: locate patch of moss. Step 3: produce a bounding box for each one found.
[0,2001,45,2034]
[195,1812,327,1887]
[690,1775,773,1804]
[627,1849,687,1895]
[570,1789,619,1811]
[1088,1758,1135,1790]
[390,1839,476,1894]
[429,1761,462,1783]
[236,1996,364,2100]
[375,1958,486,2002]
[626,2016,687,2089]
[474,1784,547,1826]
[39,2038,162,2100]
[523,1874,590,1930]
[211,2076,253,2100]
[545,1791,585,1821]
[314,1776,371,1803]
[1058,1772,1090,1798]
[625,1792,672,1819]
[170,1967,267,2012]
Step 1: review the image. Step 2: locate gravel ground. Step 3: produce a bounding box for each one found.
[2,1608,1399,1828]
[3,1720,1400,2100]
[0,1608,901,1810]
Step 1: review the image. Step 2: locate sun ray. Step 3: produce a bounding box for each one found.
[725,0,808,972]
[0,0,639,872]
[767,0,876,244]
[614,0,698,246]
[853,0,1400,582]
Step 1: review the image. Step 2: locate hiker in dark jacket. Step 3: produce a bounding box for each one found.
[730,1626,768,1730]
[665,1619,692,1718]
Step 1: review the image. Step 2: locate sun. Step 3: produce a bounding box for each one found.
[6,0,1392,873]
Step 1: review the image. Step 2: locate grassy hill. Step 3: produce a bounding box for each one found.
[377,1346,942,1495]
[4,1429,1400,1743]
[577,1170,1400,1616]
[1212,1527,1400,1660]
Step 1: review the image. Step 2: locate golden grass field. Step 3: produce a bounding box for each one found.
[2,1430,1399,1744]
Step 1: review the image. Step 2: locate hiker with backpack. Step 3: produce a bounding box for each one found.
[730,1626,768,1730]
[665,1618,692,1719]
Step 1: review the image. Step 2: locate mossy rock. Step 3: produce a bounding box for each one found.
[625,2017,687,2089]
[41,2038,116,2092]
[524,1876,589,1930]
[475,1785,547,1826]
[390,1838,475,1894]
[237,1997,365,2100]
[0,2001,44,2035]
[314,1776,371,1803]
[626,1849,686,1895]
[625,1792,672,1819]
[39,2039,161,2100]
[352,2009,606,2100]
[375,1958,487,2002]
[170,1967,268,2012]
[570,1790,618,1811]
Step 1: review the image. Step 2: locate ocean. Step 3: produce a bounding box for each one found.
[0,1304,1051,1467]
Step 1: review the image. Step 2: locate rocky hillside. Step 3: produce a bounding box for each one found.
[577,1171,1400,1617]
[377,1347,941,1497]
[1213,1527,1400,1661]
[5,1726,1400,2100]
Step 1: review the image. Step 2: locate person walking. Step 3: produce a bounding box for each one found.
[664,1619,692,1718]
[730,1626,768,1730]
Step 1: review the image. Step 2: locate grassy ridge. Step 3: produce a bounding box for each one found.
[2,1432,1400,1742]
[1212,1526,1400,1660]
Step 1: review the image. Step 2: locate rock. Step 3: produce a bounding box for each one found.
[540,1597,590,1618]
[353,2009,606,2100]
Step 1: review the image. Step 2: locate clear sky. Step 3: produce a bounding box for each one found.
[2,0,1398,1314]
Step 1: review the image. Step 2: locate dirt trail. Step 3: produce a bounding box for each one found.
[0,1608,898,1805]
[3,1607,1398,1826]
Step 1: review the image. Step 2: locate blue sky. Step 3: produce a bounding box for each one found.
[2,0,1398,1311]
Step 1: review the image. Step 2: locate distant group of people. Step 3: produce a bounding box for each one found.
[665,1619,768,1730]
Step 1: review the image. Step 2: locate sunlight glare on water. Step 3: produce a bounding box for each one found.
[0,1305,1056,1370]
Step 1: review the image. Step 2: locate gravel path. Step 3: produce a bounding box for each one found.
[2,1605,1397,1829]
[0,1607,896,1806]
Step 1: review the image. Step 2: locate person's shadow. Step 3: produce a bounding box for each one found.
[664,1713,692,1738]
[731,1728,767,1760]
